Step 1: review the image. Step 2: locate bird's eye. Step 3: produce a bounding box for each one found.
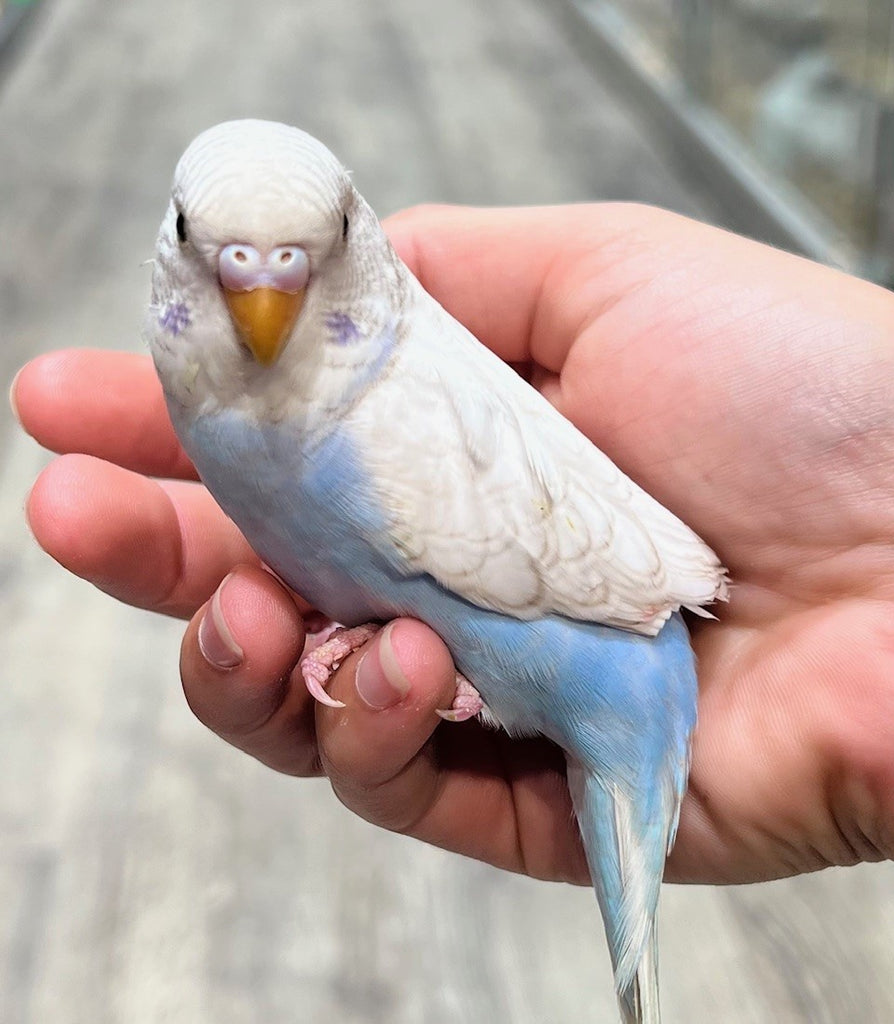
[176,211,188,244]
[342,213,349,240]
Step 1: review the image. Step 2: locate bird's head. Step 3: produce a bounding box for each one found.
[152,119,363,374]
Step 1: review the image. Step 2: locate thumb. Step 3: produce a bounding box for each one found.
[315,618,459,833]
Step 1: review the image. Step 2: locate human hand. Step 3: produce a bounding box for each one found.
[14,203,894,885]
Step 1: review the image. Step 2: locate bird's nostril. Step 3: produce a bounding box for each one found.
[219,243,308,293]
[219,243,264,291]
[268,246,310,293]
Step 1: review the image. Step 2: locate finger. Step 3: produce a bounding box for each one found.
[27,453,258,617]
[180,567,317,775]
[385,204,578,369]
[12,348,197,479]
[316,620,563,874]
[384,202,706,372]
[384,202,888,390]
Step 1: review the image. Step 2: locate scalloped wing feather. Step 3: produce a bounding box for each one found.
[355,300,728,634]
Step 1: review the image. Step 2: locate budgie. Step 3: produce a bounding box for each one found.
[145,119,728,1024]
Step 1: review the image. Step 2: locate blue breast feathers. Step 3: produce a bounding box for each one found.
[181,408,696,776]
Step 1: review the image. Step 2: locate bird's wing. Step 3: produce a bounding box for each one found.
[355,305,727,635]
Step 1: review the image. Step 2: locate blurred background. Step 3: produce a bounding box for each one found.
[1,0,892,1022]
[561,0,894,284]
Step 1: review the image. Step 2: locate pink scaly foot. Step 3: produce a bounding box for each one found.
[437,673,485,723]
[300,623,381,708]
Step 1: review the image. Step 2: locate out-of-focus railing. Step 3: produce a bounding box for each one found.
[555,0,894,285]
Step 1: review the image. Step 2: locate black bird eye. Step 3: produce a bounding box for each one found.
[176,211,188,244]
[342,212,349,240]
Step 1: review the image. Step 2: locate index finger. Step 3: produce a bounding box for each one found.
[13,348,198,480]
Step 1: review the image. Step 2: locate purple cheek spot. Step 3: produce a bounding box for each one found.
[159,301,191,336]
[326,312,361,346]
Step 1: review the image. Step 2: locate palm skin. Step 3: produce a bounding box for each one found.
[14,203,894,889]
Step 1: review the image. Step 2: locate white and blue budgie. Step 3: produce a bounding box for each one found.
[146,120,727,1024]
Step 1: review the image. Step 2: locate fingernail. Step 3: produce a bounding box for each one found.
[198,574,244,669]
[9,367,23,426]
[355,623,411,709]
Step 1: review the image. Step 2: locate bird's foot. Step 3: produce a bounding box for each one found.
[436,673,485,723]
[301,627,491,724]
[300,623,380,708]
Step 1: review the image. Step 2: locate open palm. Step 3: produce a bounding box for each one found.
[16,204,894,887]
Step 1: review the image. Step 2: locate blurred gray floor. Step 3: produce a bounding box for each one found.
[1,1,892,1022]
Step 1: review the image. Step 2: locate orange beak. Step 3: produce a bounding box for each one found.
[223,286,306,366]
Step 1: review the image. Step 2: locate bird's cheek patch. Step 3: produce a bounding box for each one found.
[159,301,192,336]
[325,311,362,346]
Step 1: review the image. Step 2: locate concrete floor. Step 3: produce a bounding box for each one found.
[1,0,892,1022]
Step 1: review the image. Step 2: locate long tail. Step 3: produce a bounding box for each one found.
[618,928,660,1024]
[567,762,675,1024]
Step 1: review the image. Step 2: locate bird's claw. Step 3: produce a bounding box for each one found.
[436,673,485,723]
[300,623,381,707]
